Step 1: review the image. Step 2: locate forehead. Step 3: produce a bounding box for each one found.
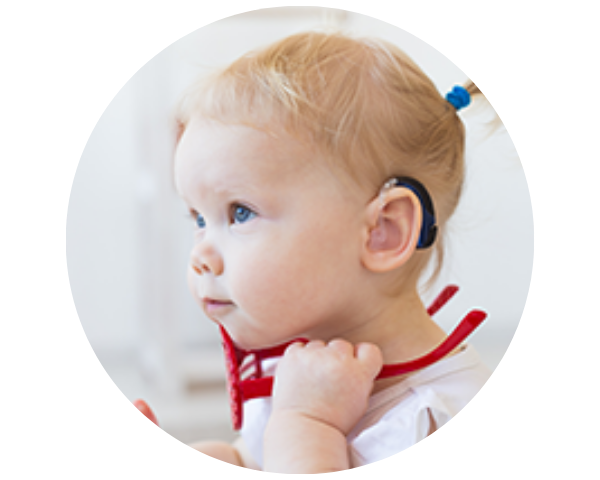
[174,119,319,198]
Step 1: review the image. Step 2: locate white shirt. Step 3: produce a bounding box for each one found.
[240,344,491,468]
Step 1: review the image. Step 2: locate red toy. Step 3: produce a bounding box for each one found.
[221,285,486,430]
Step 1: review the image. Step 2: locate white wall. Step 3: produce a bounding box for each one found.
[66,7,533,442]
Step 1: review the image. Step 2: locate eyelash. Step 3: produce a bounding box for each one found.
[188,203,257,229]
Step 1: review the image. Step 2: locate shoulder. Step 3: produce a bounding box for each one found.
[402,344,491,419]
[347,345,491,467]
[414,344,492,399]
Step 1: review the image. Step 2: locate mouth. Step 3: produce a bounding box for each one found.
[202,297,235,315]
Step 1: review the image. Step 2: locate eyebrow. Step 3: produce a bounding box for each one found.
[179,180,269,211]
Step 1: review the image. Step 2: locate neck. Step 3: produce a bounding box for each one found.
[333,286,450,394]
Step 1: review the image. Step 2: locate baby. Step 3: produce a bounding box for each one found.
[144,31,492,473]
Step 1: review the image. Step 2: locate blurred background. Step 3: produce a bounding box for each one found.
[66,7,533,446]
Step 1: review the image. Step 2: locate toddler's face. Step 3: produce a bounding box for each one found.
[174,119,370,349]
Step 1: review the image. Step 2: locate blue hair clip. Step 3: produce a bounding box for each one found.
[445,85,471,111]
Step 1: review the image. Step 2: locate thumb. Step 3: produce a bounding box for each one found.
[133,399,159,426]
[355,343,384,378]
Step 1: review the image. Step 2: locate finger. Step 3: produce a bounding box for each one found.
[133,399,144,412]
[133,399,159,426]
[327,338,353,357]
[283,341,305,355]
[304,339,326,350]
[355,343,384,376]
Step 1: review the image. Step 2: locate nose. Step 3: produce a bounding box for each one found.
[190,239,224,276]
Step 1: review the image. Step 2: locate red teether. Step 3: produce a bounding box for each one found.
[219,284,486,430]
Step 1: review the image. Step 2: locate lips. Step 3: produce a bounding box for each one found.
[202,297,235,314]
[204,297,234,306]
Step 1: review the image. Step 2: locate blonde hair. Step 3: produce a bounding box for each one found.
[174,31,483,291]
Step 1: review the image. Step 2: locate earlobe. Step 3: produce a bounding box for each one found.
[362,190,422,273]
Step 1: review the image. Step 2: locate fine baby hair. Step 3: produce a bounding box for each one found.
[175,30,483,290]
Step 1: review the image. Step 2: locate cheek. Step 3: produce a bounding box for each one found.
[228,249,286,305]
[229,241,331,322]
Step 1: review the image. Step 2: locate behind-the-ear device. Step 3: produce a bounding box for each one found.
[380,177,437,249]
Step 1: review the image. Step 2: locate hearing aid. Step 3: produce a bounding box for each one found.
[378,177,438,249]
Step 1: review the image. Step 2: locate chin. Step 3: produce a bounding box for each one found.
[225,326,297,351]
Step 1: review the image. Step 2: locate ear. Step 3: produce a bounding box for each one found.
[361,188,422,273]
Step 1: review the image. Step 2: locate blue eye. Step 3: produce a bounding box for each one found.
[232,205,256,224]
[190,206,254,228]
[196,213,206,228]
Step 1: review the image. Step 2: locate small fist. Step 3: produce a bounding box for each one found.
[133,399,159,426]
[272,339,383,435]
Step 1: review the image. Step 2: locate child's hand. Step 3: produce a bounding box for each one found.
[271,339,383,435]
[133,399,159,426]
